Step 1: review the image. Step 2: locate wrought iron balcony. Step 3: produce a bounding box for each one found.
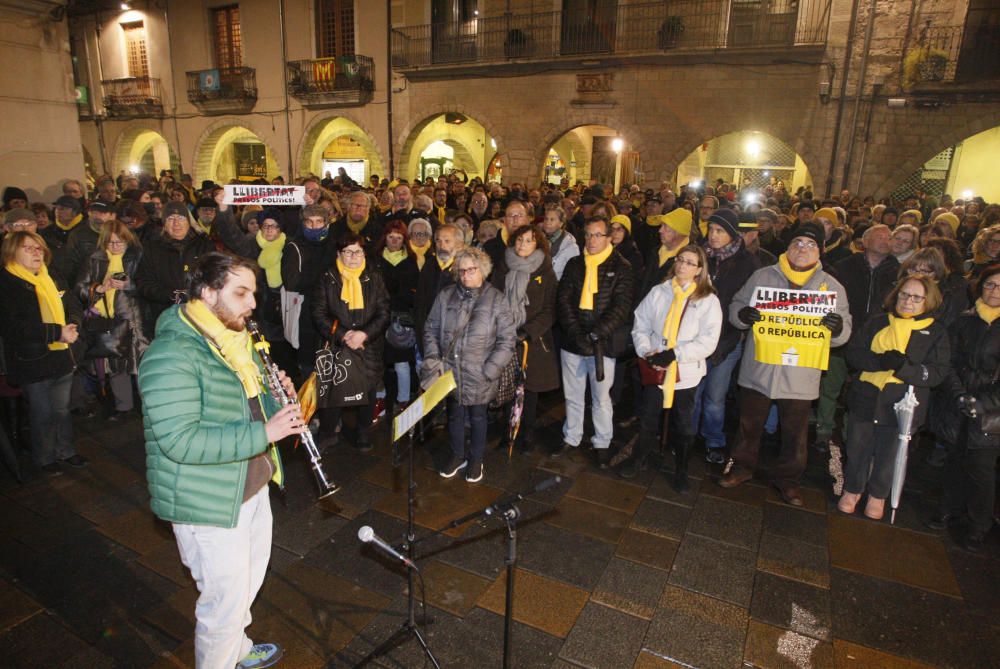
[903,20,1000,91]
[391,0,830,70]
[186,67,258,114]
[101,76,163,118]
[286,56,374,109]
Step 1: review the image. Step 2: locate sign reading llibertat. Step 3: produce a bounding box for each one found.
[750,287,837,370]
[222,185,306,206]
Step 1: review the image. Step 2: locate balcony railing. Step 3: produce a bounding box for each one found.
[286,56,374,109]
[391,0,830,69]
[101,76,163,117]
[186,67,257,114]
[904,20,1000,89]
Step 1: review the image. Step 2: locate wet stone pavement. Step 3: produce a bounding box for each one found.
[1,398,998,669]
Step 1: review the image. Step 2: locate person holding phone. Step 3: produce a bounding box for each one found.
[76,220,149,419]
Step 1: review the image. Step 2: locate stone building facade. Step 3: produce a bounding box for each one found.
[7,0,994,200]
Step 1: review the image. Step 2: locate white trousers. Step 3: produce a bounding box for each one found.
[173,486,273,669]
[561,350,617,449]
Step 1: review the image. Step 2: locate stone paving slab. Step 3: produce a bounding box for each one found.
[669,533,757,608]
[477,567,589,638]
[558,601,649,668]
[646,585,749,669]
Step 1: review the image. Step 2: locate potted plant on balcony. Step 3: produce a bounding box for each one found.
[903,47,949,89]
[505,28,528,58]
[658,16,684,49]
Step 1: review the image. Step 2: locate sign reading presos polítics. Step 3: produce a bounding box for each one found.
[222,184,306,206]
[750,287,838,370]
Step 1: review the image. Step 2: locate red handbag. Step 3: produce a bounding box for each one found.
[638,357,666,386]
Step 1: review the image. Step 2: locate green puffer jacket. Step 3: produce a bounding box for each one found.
[138,305,282,528]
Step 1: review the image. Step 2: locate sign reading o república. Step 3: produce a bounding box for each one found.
[750,286,837,370]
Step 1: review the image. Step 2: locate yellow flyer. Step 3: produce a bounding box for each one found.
[750,287,837,370]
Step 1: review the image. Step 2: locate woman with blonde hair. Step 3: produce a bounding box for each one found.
[966,224,1000,280]
[76,220,148,419]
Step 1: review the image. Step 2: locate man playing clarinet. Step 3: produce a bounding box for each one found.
[139,252,304,669]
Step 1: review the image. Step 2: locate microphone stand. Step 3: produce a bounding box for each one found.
[353,425,440,669]
[442,478,559,669]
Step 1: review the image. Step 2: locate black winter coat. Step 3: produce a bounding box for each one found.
[281,234,337,345]
[706,244,760,365]
[633,219,661,259]
[421,284,516,406]
[57,221,101,287]
[638,248,676,301]
[135,231,215,336]
[0,267,82,386]
[377,253,420,365]
[846,313,951,428]
[75,246,148,374]
[414,254,456,353]
[312,264,390,390]
[614,235,645,306]
[491,255,560,393]
[832,253,900,343]
[933,309,1000,449]
[557,248,635,357]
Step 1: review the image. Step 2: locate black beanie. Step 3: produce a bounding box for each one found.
[793,222,825,250]
[708,208,740,240]
[3,186,28,207]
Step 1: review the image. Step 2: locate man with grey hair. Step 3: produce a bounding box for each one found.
[416,223,465,355]
[331,190,380,244]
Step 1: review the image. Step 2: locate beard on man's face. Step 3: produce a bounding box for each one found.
[211,299,250,331]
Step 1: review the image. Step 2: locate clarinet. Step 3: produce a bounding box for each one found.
[247,319,340,499]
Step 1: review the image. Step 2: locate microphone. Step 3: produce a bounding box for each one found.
[358,526,416,569]
[532,475,562,492]
[487,475,564,516]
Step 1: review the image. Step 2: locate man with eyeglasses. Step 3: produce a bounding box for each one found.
[480,200,527,265]
[330,191,380,245]
[554,216,635,468]
[381,183,423,229]
[725,222,851,506]
[3,208,37,236]
[55,199,116,285]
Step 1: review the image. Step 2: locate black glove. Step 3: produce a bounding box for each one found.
[877,350,908,371]
[820,312,844,337]
[647,349,676,368]
[738,306,763,325]
[957,394,979,418]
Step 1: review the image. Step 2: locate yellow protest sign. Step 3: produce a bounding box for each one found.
[750,287,837,370]
[393,370,457,441]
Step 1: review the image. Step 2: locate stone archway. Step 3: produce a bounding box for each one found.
[672,130,814,194]
[396,108,506,182]
[111,123,179,177]
[297,113,386,180]
[193,121,279,184]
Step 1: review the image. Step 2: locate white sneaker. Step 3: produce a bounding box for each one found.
[236,643,283,669]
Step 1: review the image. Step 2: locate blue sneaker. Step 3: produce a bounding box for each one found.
[236,643,283,669]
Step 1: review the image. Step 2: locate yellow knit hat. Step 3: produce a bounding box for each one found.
[650,208,693,237]
[814,207,840,227]
[935,212,960,233]
[901,208,923,223]
[611,214,632,234]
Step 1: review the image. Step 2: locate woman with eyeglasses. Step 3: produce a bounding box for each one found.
[627,245,721,490]
[421,247,515,483]
[0,230,87,475]
[312,233,389,452]
[899,246,970,328]
[929,266,1000,551]
[840,275,951,520]
[75,220,148,420]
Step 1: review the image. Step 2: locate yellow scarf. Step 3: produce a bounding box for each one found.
[435,205,447,223]
[437,254,454,271]
[96,251,125,317]
[56,213,83,232]
[579,244,613,310]
[975,298,1000,325]
[337,257,365,309]
[256,232,286,289]
[346,212,369,235]
[6,261,67,350]
[183,299,262,399]
[410,241,430,270]
[192,217,212,236]
[500,226,510,245]
[860,314,934,390]
[660,279,696,408]
[382,248,407,266]
[658,239,687,268]
[699,220,709,237]
[778,253,818,287]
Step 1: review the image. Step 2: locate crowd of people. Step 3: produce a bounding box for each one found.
[1,171,998,554]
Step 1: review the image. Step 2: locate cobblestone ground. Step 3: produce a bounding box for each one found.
[0,397,997,668]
